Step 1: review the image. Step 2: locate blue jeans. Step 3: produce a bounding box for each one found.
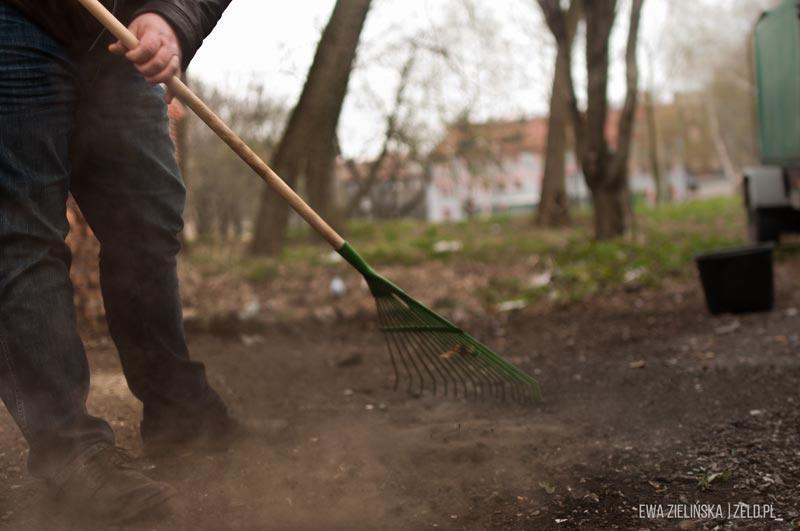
[0,4,224,480]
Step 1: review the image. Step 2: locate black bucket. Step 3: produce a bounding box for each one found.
[695,244,774,315]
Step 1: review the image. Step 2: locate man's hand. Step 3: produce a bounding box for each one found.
[109,13,182,101]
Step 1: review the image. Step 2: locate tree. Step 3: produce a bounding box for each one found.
[656,0,770,182]
[341,31,455,221]
[538,0,645,239]
[249,0,372,255]
[642,89,664,204]
[537,0,582,228]
[182,81,286,242]
[342,48,417,218]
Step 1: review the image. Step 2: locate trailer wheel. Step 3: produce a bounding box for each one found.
[748,208,780,243]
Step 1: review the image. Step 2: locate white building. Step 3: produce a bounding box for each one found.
[426,118,591,222]
[424,113,705,223]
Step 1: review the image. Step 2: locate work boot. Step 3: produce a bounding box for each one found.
[141,405,288,455]
[52,445,173,524]
[142,409,237,453]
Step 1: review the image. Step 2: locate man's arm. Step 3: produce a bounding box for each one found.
[108,0,231,99]
[109,14,183,86]
[131,0,233,70]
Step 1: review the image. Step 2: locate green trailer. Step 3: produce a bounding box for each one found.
[744,0,800,242]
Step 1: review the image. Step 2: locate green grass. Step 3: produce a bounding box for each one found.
[642,196,742,225]
[184,196,747,306]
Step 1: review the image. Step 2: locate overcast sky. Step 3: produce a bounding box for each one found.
[186,1,690,157]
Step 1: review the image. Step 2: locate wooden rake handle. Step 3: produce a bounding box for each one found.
[76,0,346,250]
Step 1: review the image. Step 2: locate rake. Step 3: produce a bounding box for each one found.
[78,0,541,404]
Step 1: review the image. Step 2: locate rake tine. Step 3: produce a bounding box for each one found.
[375,298,400,390]
[400,295,539,403]
[467,355,507,402]
[463,336,536,402]
[407,333,441,397]
[447,339,491,402]
[392,297,473,400]
[412,336,452,398]
[388,342,412,394]
[427,334,461,399]
[406,329,455,398]
[376,300,401,390]
[401,328,456,398]
[403,306,491,402]
[377,299,417,395]
[382,297,438,397]
[386,299,436,395]
[404,302,520,402]
[414,330,477,400]
[457,350,487,401]
[444,338,488,401]
[506,364,537,403]
[403,326,465,399]
[506,375,526,404]
[422,328,504,402]
[434,333,487,401]
[422,330,487,401]
[455,340,511,402]
[416,330,480,400]
[466,350,506,402]
[381,326,401,391]
[391,298,444,398]
[422,333,462,399]
[387,296,450,398]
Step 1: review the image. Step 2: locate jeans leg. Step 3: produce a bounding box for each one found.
[0,5,114,480]
[70,52,226,428]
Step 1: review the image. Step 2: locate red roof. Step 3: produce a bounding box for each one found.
[433,117,549,159]
[433,109,637,160]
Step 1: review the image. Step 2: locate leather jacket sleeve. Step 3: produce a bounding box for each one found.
[132,0,232,69]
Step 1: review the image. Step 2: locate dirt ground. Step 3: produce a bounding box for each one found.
[2,259,800,530]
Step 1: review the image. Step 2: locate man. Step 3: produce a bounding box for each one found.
[0,0,233,523]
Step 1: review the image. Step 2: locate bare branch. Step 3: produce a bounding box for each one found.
[581,0,616,180]
[537,0,586,157]
[610,0,645,182]
[345,48,418,215]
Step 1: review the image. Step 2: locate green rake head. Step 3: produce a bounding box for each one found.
[338,243,541,404]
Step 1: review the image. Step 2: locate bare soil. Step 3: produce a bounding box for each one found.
[2,261,800,530]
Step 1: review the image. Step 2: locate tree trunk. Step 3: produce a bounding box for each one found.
[591,183,626,240]
[704,93,737,183]
[537,0,581,228]
[643,90,663,204]
[538,0,644,240]
[392,161,433,218]
[305,136,340,234]
[194,193,215,238]
[249,0,372,255]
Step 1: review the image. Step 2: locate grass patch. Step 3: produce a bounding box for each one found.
[183,196,748,305]
[240,259,279,283]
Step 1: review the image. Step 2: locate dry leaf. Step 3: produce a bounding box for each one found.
[440,345,473,359]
